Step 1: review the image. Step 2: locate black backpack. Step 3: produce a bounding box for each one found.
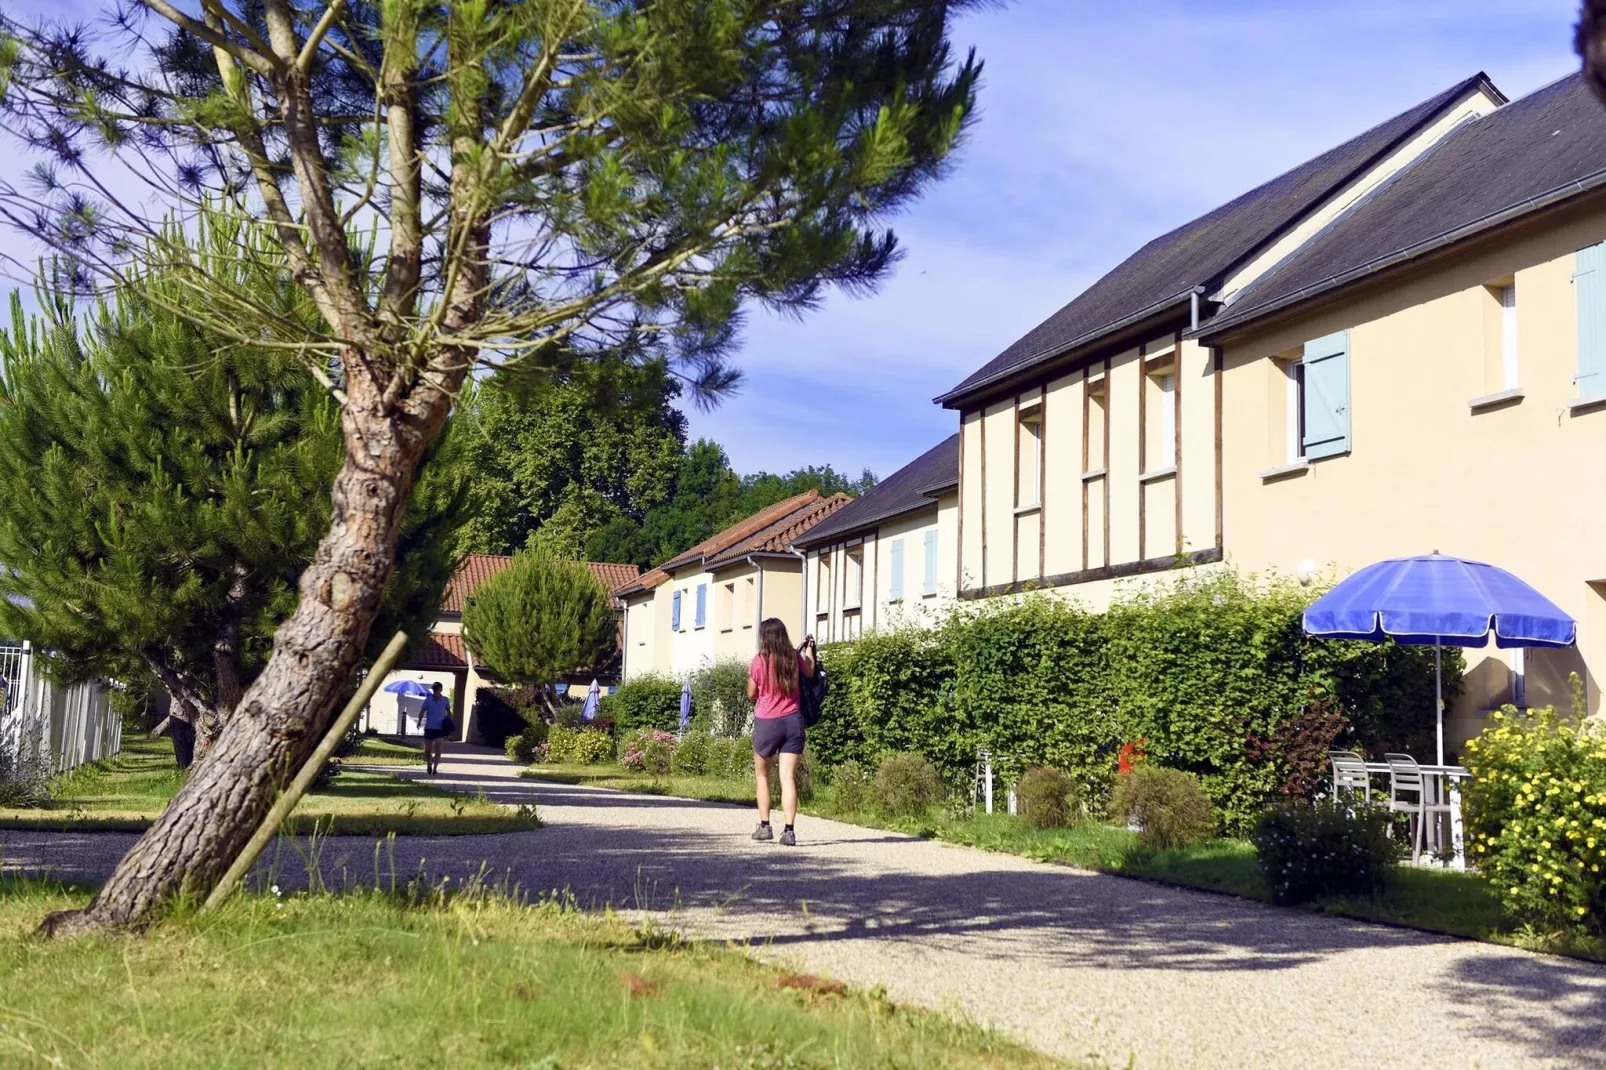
[800,654,829,728]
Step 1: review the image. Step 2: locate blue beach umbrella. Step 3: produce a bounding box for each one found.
[383,679,432,697]
[679,680,693,732]
[580,679,601,723]
[1304,553,1575,764]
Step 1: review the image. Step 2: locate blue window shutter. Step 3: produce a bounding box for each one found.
[1575,242,1606,397]
[923,530,938,594]
[671,591,681,631]
[1301,330,1350,460]
[695,583,707,627]
[890,539,904,601]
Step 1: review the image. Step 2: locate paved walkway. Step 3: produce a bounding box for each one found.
[5,743,1605,1069]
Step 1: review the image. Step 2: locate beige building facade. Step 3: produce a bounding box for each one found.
[617,490,848,679]
[936,71,1606,753]
[797,434,961,642]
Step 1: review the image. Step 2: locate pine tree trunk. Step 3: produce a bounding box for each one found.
[40,378,447,936]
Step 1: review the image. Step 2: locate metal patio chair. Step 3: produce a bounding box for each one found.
[1329,750,1372,805]
[1385,752,1454,863]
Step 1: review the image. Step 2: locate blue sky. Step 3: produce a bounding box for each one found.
[0,1,1585,482]
[691,0,1584,479]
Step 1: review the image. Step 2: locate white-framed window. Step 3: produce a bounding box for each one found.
[1017,407,1043,508]
[845,546,864,609]
[1499,283,1519,389]
[719,582,735,632]
[1285,359,1306,463]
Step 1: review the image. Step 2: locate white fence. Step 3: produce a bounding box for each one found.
[0,641,120,776]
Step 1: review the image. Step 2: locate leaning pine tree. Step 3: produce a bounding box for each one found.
[461,552,617,709]
[0,0,984,934]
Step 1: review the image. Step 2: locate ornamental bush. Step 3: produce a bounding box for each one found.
[671,732,711,776]
[874,752,944,818]
[703,736,755,780]
[1109,766,1217,850]
[601,674,683,735]
[1462,702,1606,941]
[504,723,548,764]
[620,729,677,775]
[688,659,756,738]
[828,759,875,814]
[547,726,613,765]
[1016,766,1084,829]
[1251,801,1402,905]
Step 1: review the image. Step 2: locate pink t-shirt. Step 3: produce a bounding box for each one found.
[749,653,806,720]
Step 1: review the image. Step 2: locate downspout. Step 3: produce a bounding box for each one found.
[1190,285,1205,333]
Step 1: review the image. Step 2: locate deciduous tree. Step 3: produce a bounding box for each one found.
[0,0,982,933]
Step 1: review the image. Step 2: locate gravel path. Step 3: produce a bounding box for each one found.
[5,743,1605,1069]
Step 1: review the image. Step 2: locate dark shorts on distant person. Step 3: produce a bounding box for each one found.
[752,713,805,757]
[423,727,451,741]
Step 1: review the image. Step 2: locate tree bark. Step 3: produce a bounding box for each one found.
[40,372,455,936]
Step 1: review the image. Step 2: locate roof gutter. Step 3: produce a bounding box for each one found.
[933,292,1192,409]
[1196,168,1606,343]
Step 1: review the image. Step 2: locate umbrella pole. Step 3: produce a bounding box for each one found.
[1435,640,1444,767]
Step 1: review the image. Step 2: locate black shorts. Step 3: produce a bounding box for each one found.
[423,727,451,741]
[752,713,805,757]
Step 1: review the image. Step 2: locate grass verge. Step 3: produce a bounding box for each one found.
[0,878,1063,1070]
[350,734,426,766]
[520,762,1602,960]
[0,735,532,836]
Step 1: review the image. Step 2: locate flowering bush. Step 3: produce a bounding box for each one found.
[546,726,614,765]
[620,729,677,775]
[503,723,548,764]
[1251,801,1401,905]
[1462,703,1606,940]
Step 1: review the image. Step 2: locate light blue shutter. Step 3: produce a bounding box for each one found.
[671,591,681,631]
[1575,242,1606,397]
[889,539,904,601]
[695,583,707,627]
[1301,330,1350,460]
[923,530,938,595]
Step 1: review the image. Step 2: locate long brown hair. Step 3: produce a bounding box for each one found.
[757,617,799,698]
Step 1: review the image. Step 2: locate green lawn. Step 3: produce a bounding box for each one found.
[521,762,1576,957]
[0,879,1065,1070]
[350,734,427,766]
[0,735,531,836]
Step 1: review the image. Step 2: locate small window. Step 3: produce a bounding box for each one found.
[1085,377,1108,472]
[1145,367,1176,471]
[719,582,735,631]
[1285,359,1306,463]
[1500,284,1519,389]
[671,590,682,631]
[742,577,755,626]
[1016,406,1042,508]
[816,552,833,607]
[845,547,864,609]
[1481,279,1520,394]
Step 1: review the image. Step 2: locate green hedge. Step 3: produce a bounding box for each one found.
[599,674,682,734]
[817,570,1458,832]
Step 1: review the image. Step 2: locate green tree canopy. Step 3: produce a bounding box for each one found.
[461,552,617,707]
[0,240,469,762]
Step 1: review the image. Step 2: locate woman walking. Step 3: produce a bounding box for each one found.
[748,618,816,846]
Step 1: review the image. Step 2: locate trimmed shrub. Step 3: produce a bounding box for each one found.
[828,759,874,814]
[1252,801,1402,905]
[602,674,683,734]
[1463,701,1606,941]
[1016,766,1083,829]
[547,726,613,765]
[874,752,943,818]
[620,729,677,775]
[688,659,755,738]
[1109,766,1217,850]
[671,732,711,776]
[504,722,548,764]
[704,736,755,780]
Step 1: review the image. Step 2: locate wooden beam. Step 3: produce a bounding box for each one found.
[959,547,1226,601]
[1175,331,1184,556]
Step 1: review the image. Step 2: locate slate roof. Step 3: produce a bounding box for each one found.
[441,554,639,613]
[936,73,1501,407]
[794,434,960,549]
[1200,73,1606,340]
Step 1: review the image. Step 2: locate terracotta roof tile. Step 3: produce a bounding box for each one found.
[409,632,467,670]
[704,493,853,566]
[656,490,824,572]
[441,554,639,612]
